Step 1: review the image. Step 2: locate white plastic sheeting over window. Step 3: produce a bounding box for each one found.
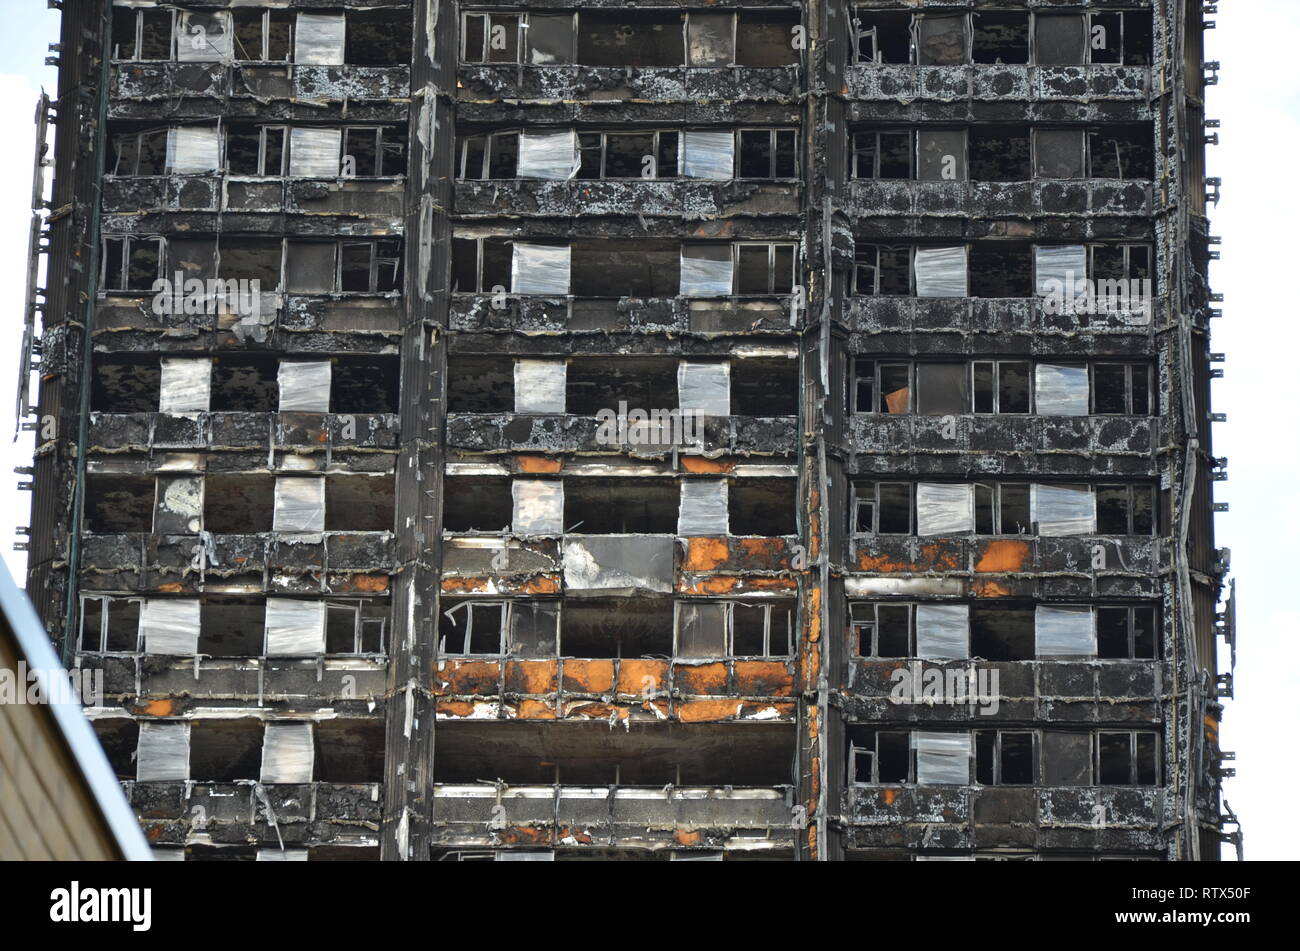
[1035,245,1087,298]
[915,604,970,660]
[278,361,332,412]
[289,128,343,177]
[1035,605,1096,657]
[512,243,571,295]
[273,478,326,533]
[137,722,191,782]
[177,12,233,63]
[141,599,200,656]
[678,362,731,417]
[257,849,310,861]
[682,131,735,180]
[260,723,315,784]
[913,732,971,785]
[914,247,968,298]
[264,598,327,656]
[916,483,974,536]
[159,358,212,413]
[1035,364,1089,416]
[680,245,734,297]
[295,13,346,65]
[678,481,729,536]
[512,480,564,535]
[166,128,222,173]
[1032,484,1095,536]
[514,360,567,413]
[563,536,674,595]
[517,130,580,180]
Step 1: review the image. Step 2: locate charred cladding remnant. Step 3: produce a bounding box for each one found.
[19,0,1237,861]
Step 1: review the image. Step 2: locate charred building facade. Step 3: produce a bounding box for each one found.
[21,0,1237,860]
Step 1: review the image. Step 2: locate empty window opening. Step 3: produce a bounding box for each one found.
[570,239,680,298]
[447,357,514,413]
[853,481,913,534]
[730,601,794,657]
[326,601,388,655]
[575,131,679,179]
[443,478,512,533]
[564,479,678,534]
[970,605,1035,661]
[189,720,263,782]
[561,599,672,658]
[209,355,279,412]
[198,600,266,657]
[730,479,797,536]
[735,12,800,67]
[848,727,911,784]
[565,358,676,416]
[339,240,402,293]
[346,10,411,66]
[1097,605,1158,660]
[314,720,385,783]
[853,12,911,64]
[92,356,161,413]
[578,13,684,68]
[1088,127,1153,180]
[451,237,514,293]
[738,129,798,179]
[109,128,168,176]
[439,600,507,655]
[80,596,142,653]
[852,130,912,179]
[462,13,522,63]
[1095,484,1155,535]
[731,358,798,416]
[970,127,1030,181]
[325,476,394,532]
[973,12,1029,64]
[85,475,153,533]
[203,475,275,534]
[975,731,1035,784]
[332,357,400,414]
[970,244,1033,298]
[93,719,139,780]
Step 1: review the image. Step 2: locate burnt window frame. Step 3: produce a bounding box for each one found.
[231,9,294,62]
[849,729,914,785]
[337,239,403,294]
[101,235,165,293]
[733,241,798,296]
[1086,125,1155,180]
[1096,604,1159,660]
[341,126,405,178]
[111,7,177,62]
[457,130,521,180]
[79,595,144,654]
[736,128,799,180]
[852,243,913,296]
[1094,483,1157,536]
[849,602,916,658]
[852,358,913,414]
[973,483,1034,537]
[1084,10,1153,67]
[325,600,388,656]
[576,130,681,180]
[460,11,526,64]
[226,125,288,177]
[1091,363,1154,416]
[109,128,171,177]
[851,129,915,180]
[674,600,793,660]
[439,599,563,657]
[1088,243,1153,283]
[851,481,915,535]
[974,730,1038,785]
[1097,730,1161,786]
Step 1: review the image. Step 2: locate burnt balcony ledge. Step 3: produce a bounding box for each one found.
[445,412,796,456]
[454,178,800,218]
[847,415,1159,474]
[103,174,406,225]
[844,179,1151,219]
[432,783,796,848]
[79,532,397,591]
[456,65,800,103]
[88,412,400,452]
[94,293,405,341]
[450,294,798,336]
[842,659,1163,717]
[846,534,1166,600]
[83,654,389,704]
[847,296,1158,346]
[845,65,1151,104]
[110,63,410,115]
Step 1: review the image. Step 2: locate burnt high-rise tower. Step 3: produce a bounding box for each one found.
[21,0,1237,860]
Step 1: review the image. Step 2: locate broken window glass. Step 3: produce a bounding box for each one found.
[687,13,734,66]
[346,10,411,66]
[677,602,728,658]
[1088,11,1152,67]
[528,14,575,64]
[1095,484,1155,535]
[853,244,911,295]
[508,602,560,656]
[177,11,233,64]
[970,244,1033,298]
[735,12,800,67]
[1097,605,1158,660]
[738,129,797,179]
[853,130,912,179]
[578,12,684,68]
[439,601,506,655]
[971,605,1034,660]
[102,237,163,292]
[854,481,912,534]
[1088,126,1154,180]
